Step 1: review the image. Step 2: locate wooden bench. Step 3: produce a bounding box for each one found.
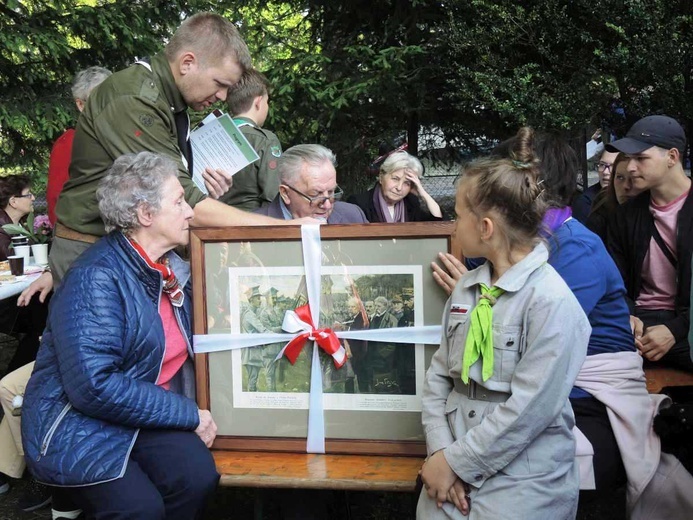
[213,451,422,492]
[213,451,423,519]
[644,366,693,394]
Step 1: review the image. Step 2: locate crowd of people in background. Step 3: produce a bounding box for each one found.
[0,9,691,520]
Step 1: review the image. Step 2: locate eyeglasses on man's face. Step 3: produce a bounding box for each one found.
[596,162,613,173]
[14,192,34,199]
[283,184,343,207]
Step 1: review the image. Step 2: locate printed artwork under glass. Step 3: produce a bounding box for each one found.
[230,265,422,412]
[192,223,456,455]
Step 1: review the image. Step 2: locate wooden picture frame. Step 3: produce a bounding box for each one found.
[191,221,460,456]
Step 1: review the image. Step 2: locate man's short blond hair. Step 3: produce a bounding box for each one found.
[165,12,252,71]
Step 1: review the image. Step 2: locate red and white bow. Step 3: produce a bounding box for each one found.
[279,304,346,368]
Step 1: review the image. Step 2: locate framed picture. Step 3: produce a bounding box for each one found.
[191,221,459,456]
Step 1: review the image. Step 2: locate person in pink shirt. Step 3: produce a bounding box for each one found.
[46,67,112,225]
[606,115,693,371]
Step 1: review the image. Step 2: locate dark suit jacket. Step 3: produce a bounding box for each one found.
[255,195,369,224]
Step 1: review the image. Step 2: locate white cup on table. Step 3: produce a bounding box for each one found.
[13,245,30,268]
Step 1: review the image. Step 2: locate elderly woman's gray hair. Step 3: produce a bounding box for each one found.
[71,66,112,102]
[379,151,423,179]
[97,152,178,233]
[278,144,337,184]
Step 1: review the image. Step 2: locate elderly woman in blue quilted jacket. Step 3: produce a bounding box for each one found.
[21,152,219,520]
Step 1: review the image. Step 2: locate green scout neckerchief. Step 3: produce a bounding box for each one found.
[461,283,505,383]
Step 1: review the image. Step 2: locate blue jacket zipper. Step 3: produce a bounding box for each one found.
[38,402,72,461]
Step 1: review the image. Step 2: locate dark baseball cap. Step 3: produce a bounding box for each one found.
[605,115,686,155]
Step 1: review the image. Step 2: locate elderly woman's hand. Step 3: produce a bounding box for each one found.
[195,409,218,448]
[18,271,53,305]
[404,169,425,196]
[404,169,443,218]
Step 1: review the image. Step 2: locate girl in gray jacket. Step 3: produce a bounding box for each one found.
[418,127,591,519]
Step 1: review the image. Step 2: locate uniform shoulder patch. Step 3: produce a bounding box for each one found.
[271,145,282,158]
[139,114,154,127]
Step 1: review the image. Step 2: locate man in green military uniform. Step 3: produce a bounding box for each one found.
[259,287,284,391]
[220,69,282,210]
[241,286,268,392]
[47,13,309,286]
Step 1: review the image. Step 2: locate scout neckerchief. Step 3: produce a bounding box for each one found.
[462,283,505,383]
[129,238,184,307]
[233,117,256,129]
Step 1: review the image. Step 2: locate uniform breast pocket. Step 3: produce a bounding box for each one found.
[446,315,469,369]
[444,397,460,440]
[492,325,523,383]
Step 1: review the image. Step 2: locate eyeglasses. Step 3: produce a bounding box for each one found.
[596,162,613,173]
[282,184,343,207]
[13,192,33,199]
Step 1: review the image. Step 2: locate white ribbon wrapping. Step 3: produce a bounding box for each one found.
[193,225,442,453]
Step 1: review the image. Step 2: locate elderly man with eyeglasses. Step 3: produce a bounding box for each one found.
[573,149,620,223]
[255,144,368,223]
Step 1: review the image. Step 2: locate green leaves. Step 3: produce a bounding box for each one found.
[1,223,28,236]
[0,0,201,177]
[2,210,51,244]
[444,0,693,141]
[3,0,691,197]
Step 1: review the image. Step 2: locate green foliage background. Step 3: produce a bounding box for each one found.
[1,0,691,194]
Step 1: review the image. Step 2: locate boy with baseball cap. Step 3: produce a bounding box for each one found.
[606,115,693,370]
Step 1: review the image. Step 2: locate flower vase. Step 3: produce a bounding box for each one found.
[31,243,49,266]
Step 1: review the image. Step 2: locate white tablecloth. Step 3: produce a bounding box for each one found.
[0,268,42,301]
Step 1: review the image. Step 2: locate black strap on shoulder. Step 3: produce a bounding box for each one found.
[651,223,678,268]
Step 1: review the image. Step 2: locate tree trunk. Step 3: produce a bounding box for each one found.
[407,112,419,157]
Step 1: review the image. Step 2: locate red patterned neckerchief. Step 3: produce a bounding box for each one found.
[128,238,184,307]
